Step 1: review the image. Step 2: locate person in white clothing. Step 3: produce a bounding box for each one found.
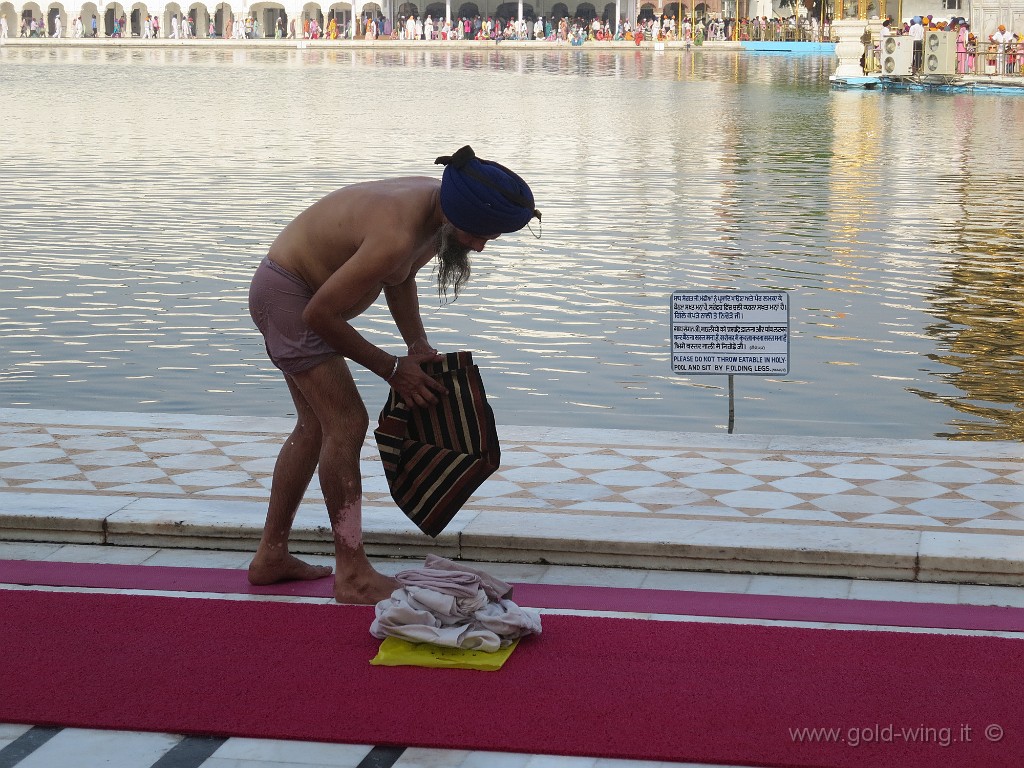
[0,16,8,38]
[170,13,179,38]
[405,14,415,38]
[52,16,62,36]
[990,24,1013,73]
[424,15,433,39]
[73,16,83,36]
[991,23,1012,44]
[909,16,924,70]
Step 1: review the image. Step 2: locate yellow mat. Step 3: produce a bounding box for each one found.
[370,637,519,671]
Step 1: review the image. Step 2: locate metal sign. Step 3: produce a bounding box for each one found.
[671,290,790,375]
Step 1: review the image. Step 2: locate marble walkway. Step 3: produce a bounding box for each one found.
[1,407,1023,585]
[3,407,1024,767]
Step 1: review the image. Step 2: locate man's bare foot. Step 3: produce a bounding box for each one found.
[333,570,401,605]
[248,551,333,585]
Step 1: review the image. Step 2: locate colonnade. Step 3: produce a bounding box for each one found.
[1,0,740,38]
[2,0,366,37]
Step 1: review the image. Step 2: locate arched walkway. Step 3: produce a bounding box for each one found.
[128,2,143,34]
[493,1,534,18]
[79,2,98,34]
[573,1,594,18]
[211,3,234,36]
[181,3,208,36]
[324,0,348,34]
[20,1,44,34]
[45,3,67,35]
[250,1,283,36]
[359,0,381,22]
[299,0,322,31]
[0,2,16,35]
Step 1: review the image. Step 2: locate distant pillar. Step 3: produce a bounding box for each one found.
[864,17,883,72]
[832,18,867,77]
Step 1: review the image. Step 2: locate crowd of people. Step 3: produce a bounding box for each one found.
[2,7,831,44]
[300,13,829,45]
[877,14,1022,76]
[6,5,1017,67]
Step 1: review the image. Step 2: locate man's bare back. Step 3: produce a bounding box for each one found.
[268,177,443,316]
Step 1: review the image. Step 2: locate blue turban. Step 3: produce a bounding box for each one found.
[435,146,539,236]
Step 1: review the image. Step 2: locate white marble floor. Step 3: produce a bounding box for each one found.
[3,409,1023,533]
[3,540,1023,768]
[1,408,1024,585]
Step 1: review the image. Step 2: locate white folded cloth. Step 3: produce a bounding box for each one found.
[370,556,542,651]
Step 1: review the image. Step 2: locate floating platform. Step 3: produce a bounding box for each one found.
[743,41,837,54]
[829,74,882,89]
[830,73,1024,94]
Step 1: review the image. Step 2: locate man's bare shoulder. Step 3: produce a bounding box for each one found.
[269,176,442,291]
[321,176,439,213]
[329,176,440,247]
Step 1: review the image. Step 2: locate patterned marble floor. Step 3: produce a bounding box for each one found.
[1,408,1023,584]
[2,410,1023,533]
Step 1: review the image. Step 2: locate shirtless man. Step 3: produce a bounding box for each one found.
[246,146,539,604]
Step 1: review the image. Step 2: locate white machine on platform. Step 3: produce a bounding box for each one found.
[881,35,914,76]
[922,30,957,75]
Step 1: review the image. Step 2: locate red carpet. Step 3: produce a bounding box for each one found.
[4,559,1024,631]
[1,588,1021,767]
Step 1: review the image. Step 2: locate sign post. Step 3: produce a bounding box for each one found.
[670,290,790,432]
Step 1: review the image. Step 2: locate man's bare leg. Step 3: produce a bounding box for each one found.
[290,357,399,604]
[248,374,334,585]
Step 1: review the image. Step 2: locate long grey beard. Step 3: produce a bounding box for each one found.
[436,223,472,303]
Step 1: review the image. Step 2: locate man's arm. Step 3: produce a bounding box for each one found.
[384,275,437,355]
[303,248,399,379]
[302,235,446,407]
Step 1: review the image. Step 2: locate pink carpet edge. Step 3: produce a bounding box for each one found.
[1,558,1022,631]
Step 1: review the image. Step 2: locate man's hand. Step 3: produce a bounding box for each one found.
[407,338,439,357]
[389,352,447,408]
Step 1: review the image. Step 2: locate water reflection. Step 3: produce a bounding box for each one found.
[915,226,1024,439]
[1,47,1023,439]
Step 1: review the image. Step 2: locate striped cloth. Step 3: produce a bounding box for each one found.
[374,351,500,538]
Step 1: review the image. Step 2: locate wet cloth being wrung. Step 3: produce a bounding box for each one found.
[370,555,542,652]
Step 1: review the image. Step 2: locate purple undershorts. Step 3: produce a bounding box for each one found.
[248,257,337,375]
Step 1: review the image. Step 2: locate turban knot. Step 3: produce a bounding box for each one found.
[435,145,540,236]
